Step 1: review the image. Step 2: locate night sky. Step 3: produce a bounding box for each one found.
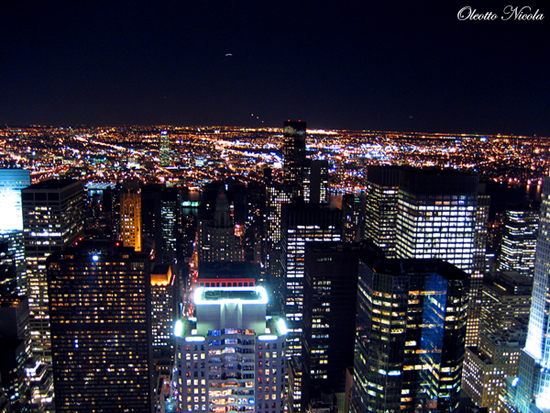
[1,0,549,135]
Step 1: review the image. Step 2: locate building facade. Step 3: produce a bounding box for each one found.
[280,204,341,358]
[499,205,539,277]
[22,179,85,362]
[120,182,142,252]
[364,166,400,258]
[175,286,287,413]
[351,258,469,413]
[512,176,550,413]
[47,241,154,413]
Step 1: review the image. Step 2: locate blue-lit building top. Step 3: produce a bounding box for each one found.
[0,169,30,232]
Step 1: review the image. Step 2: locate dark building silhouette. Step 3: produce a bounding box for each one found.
[47,241,154,413]
[142,185,179,265]
[302,242,383,412]
[0,296,30,412]
[283,120,307,188]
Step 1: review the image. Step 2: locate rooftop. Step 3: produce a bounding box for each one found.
[194,286,268,304]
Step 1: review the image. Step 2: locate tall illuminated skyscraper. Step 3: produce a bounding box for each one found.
[22,179,84,361]
[0,169,31,233]
[463,272,531,412]
[351,258,469,413]
[0,232,26,296]
[121,182,142,252]
[499,204,539,277]
[47,241,153,413]
[151,264,176,357]
[160,130,171,167]
[512,176,550,413]
[174,286,287,413]
[0,169,30,296]
[395,168,486,347]
[280,203,341,358]
[364,166,400,258]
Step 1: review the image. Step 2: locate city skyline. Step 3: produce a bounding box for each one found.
[1,1,549,135]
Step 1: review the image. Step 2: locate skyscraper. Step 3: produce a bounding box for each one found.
[198,187,243,264]
[282,120,307,188]
[120,182,142,252]
[302,242,382,411]
[160,130,171,167]
[22,179,85,361]
[512,176,550,413]
[0,169,30,296]
[395,168,486,346]
[174,286,287,413]
[265,182,295,281]
[364,166,400,258]
[499,204,539,277]
[0,296,30,411]
[280,203,341,358]
[462,272,532,412]
[351,258,469,413]
[151,264,176,357]
[0,169,31,233]
[47,240,154,413]
[303,160,329,204]
[0,231,26,297]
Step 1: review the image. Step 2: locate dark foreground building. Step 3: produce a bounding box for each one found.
[47,241,154,413]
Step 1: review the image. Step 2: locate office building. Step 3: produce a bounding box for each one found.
[463,328,527,413]
[0,232,26,297]
[499,204,539,277]
[303,160,329,204]
[120,182,142,252]
[151,264,176,357]
[22,179,85,361]
[47,240,154,413]
[265,182,295,282]
[342,193,363,243]
[462,272,532,412]
[394,168,486,346]
[198,188,243,263]
[351,258,469,413]
[142,185,179,265]
[174,286,287,413]
[512,176,550,413]
[364,166,400,258]
[283,120,307,188]
[160,130,171,167]
[302,242,383,412]
[479,272,532,337]
[287,357,303,413]
[0,169,31,233]
[0,296,30,412]
[280,203,341,358]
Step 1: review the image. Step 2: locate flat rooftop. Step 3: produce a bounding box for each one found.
[194,286,268,304]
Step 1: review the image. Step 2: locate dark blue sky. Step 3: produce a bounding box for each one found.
[1,0,549,135]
